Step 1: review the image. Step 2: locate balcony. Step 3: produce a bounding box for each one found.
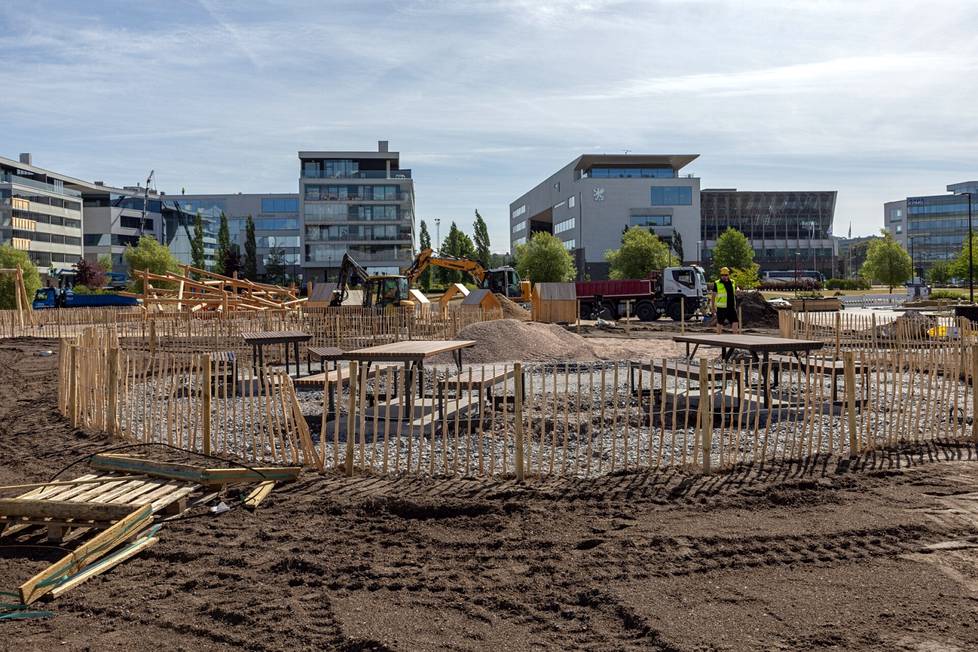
[0,173,82,197]
[301,169,412,180]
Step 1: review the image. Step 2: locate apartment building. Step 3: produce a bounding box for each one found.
[299,141,415,281]
[509,154,701,279]
[0,154,84,278]
[176,193,300,280]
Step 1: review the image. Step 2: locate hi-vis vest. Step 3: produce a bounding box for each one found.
[714,279,736,309]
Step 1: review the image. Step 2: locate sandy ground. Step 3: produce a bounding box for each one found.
[3,338,978,651]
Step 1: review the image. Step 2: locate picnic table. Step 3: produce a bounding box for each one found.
[672,333,824,408]
[241,331,312,377]
[338,340,477,418]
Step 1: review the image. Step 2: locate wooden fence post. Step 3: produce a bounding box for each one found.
[972,347,978,443]
[148,319,157,357]
[514,362,525,482]
[106,347,120,437]
[67,345,78,427]
[201,354,212,455]
[345,362,358,476]
[844,351,857,455]
[699,358,712,473]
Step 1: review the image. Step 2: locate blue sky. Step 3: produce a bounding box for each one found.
[2,0,976,250]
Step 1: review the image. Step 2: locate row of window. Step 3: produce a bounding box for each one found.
[264,252,301,265]
[513,236,526,246]
[83,234,146,247]
[304,185,401,202]
[651,186,693,206]
[305,244,412,263]
[256,235,300,248]
[512,220,526,234]
[120,216,155,231]
[587,167,675,179]
[563,239,576,250]
[909,219,971,232]
[261,197,299,213]
[511,204,526,219]
[908,203,972,215]
[229,217,300,233]
[303,159,358,178]
[12,192,82,213]
[11,230,81,246]
[29,251,79,267]
[304,204,401,221]
[905,233,967,245]
[12,209,82,230]
[555,217,575,234]
[304,224,411,242]
[629,214,672,227]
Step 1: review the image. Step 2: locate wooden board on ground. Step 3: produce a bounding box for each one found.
[89,455,302,486]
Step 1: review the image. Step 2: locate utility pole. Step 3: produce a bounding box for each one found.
[434,218,441,255]
[967,192,974,303]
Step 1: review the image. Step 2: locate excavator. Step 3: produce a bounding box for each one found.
[329,253,414,309]
[403,248,529,301]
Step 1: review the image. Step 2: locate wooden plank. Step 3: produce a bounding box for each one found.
[19,504,152,604]
[0,499,138,521]
[90,455,206,483]
[242,481,275,510]
[48,534,160,599]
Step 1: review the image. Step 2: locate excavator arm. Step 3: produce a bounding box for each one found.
[330,253,371,307]
[404,248,487,285]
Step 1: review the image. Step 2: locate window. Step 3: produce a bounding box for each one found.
[120,216,154,231]
[261,197,299,212]
[568,196,576,208]
[513,236,526,246]
[305,204,347,220]
[512,220,527,233]
[511,204,526,219]
[555,217,575,234]
[588,167,675,179]
[553,182,560,192]
[630,214,672,227]
[563,239,576,250]
[896,225,903,234]
[651,186,692,206]
[253,217,298,230]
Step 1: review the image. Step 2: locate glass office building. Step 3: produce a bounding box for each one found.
[884,182,978,274]
[299,141,415,280]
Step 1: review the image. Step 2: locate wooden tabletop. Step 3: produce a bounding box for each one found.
[672,333,824,352]
[241,331,312,344]
[340,340,477,362]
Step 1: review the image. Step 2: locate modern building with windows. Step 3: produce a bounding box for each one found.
[77,182,164,273]
[176,193,300,280]
[700,189,837,278]
[0,154,84,278]
[884,182,978,273]
[509,154,701,279]
[299,141,415,281]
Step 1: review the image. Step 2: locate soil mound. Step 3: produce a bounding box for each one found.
[738,291,780,327]
[497,294,531,320]
[452,319,596,363]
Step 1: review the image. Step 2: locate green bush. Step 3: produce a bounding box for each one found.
[71,284,108,296]
[0,246,41,310]
[825,277,871,291]
[929,289,967,301]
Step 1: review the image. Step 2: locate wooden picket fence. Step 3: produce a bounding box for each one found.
[57,328,324,470]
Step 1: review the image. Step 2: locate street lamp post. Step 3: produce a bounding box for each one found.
[966,192,974,303]
[434,218,441,255]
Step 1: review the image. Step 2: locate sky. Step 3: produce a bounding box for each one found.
[2,0,976,251]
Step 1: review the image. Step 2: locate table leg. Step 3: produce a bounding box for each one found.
[454,349,462,373]
[761,351,771,410]
[252,345,258,376]
[285,343,290,376]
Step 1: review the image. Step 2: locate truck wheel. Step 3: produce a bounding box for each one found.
[666,300,683,322]
[602,301,619,321]
[635,300,659,322]
[579,302,593,319]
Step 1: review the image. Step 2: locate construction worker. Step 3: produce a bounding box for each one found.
[711,267,740,334]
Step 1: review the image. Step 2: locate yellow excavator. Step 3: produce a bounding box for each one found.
[403,248,530,301]
[330,253,414,310]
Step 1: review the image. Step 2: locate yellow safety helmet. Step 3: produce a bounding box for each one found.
[719,267,730,275]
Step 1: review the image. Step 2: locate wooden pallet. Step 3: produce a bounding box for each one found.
[0,473,197,542]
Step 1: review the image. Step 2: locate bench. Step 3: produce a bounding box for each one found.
[630,360,744,414]
[306,345,344,375]
[768,354,869,403]
[435,367,525,421]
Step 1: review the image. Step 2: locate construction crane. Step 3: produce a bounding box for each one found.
[139,170,154,238]
[403,248,528,300]
[330,253,414,309]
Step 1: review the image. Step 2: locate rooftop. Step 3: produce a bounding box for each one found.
[573,153,698,172]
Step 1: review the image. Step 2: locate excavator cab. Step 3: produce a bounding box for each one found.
[367,275,411,309]
[484,267,525,300]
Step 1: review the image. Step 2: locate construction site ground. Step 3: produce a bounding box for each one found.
[3,337,978,651]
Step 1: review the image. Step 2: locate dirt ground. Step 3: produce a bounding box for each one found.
[4,338,978,651]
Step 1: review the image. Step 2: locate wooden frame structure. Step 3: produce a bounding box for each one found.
[126,265,307,313]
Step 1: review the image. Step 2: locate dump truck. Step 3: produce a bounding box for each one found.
[32,287,140,310]
[576,265,708,321]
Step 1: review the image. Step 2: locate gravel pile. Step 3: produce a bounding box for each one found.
[448,319,597,363]
[497,295,531,320]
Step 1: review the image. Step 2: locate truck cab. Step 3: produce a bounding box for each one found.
[659,265,709,321]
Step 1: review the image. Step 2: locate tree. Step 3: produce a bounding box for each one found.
[123,236,180,292]
[711,227,755,273]
[215,211,231,275]
[950,232,978,284]
[861,231,912,292]
[243,215,258,280]
[97,254,113,273]
[418,219,433,292]
[187,212,206,271]
[0,246,41,310]
[670,230,684,262]
[473,210,491,265]
[222,244,242,278]
[74,258,106,290]
[438,222,476,285]
[515,232,576,283]
[605,227,674,280]
[927,260,952,286]
[264,246,288,285]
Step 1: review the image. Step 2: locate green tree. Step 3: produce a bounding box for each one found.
[264,246,288,285]
[0,246,41,309]
[439,222,477,285]
[97,254,113,272]
[418,219,433,291]
[473,209,491,265]
[605,227,674,280]
[861,231,912,292]
[515,232,576,283]
[186,212,206,271]
[670,230,684,262]
[927,260,952,286]
[950,233,978,285]
[215,211,231,275]
[222,244,242,278]
[711,227,755,272]
[123,236,180,292]
[243,215,258,280]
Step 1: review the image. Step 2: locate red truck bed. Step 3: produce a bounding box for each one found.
[576,279,652,299]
